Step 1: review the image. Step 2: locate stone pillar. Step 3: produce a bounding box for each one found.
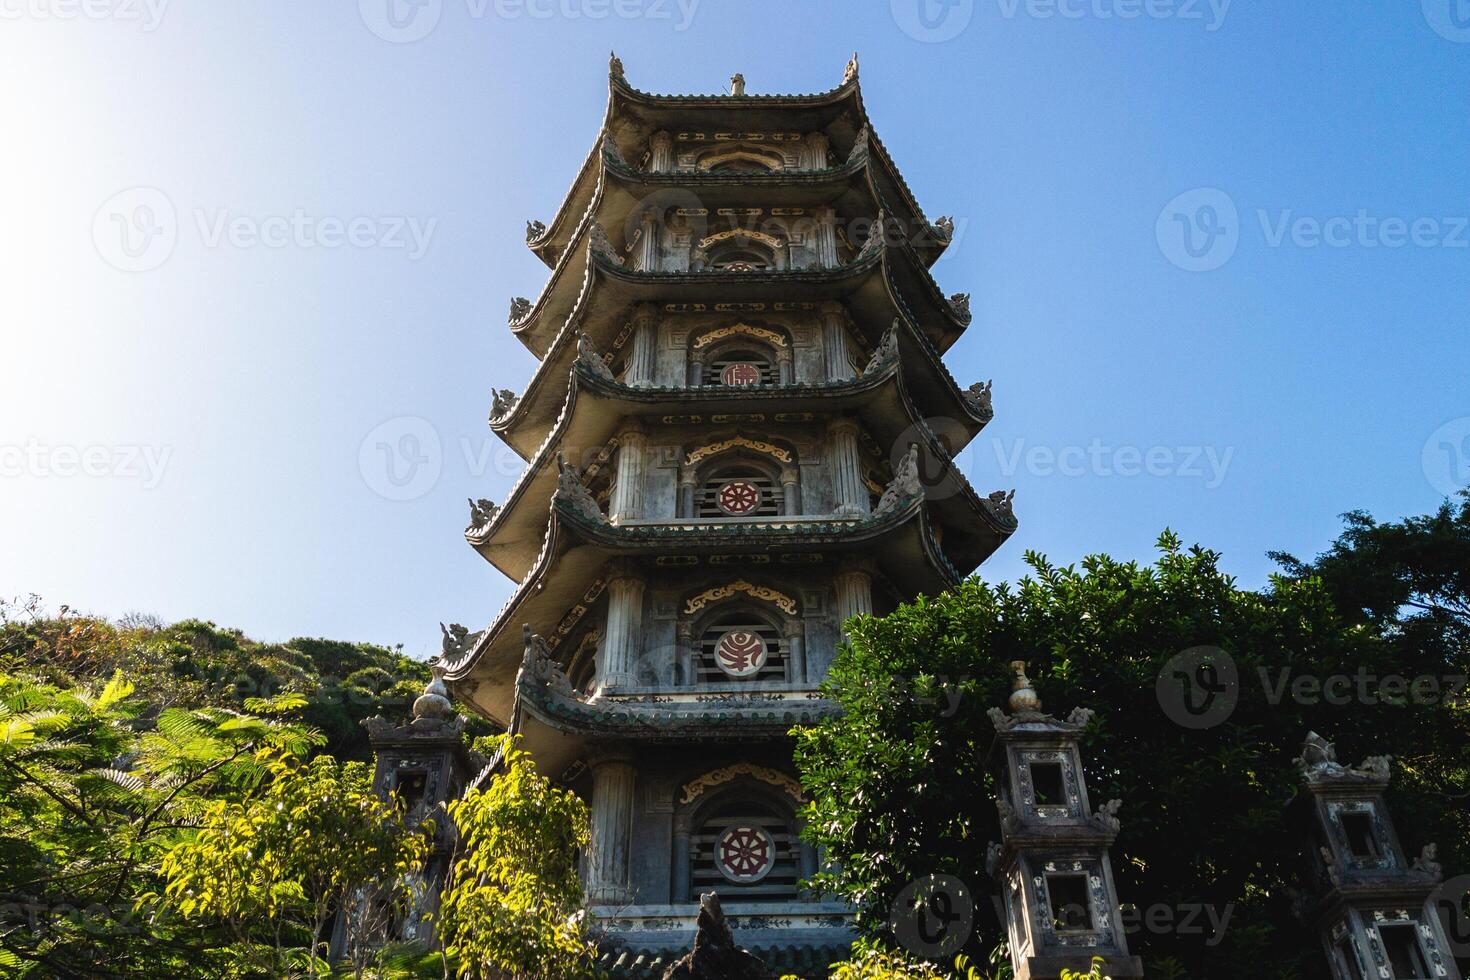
[801,131,830,171]
[779,465,801,516]
[587,750,636,906]
[828,418,869,517]
[815,207,839,268]
[649,130,675,173]
[627,303,659,387]
[821,302,854,381]
[834,564,874,641]
[671,813,693,902]
[688,354,705,387]
[608,426,646,524]
[677,469,697,517]
[784,621,808,685]
[598,567,644,693]
[775,347,793,384]
[636,210,659,272]
[675,623,695,686]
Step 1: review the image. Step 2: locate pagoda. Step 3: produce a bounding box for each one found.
[439,54,1017,975]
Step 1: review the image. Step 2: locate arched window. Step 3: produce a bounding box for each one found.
[690,793,801,902]
[704,346,776,386]
[696,607,787,684]
[696,460,784,518]
[695,145,785,174]
[707,244,773,272]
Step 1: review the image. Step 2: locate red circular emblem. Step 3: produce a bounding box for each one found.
[716,480,761,516]
[716,825,775,883]
[721,362,762,386]
[714,630,768,678]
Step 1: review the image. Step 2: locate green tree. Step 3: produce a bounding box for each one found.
[436,735,595,980]
[0,669,321,977]
[793,533,1468,978]
[159,749,429,978]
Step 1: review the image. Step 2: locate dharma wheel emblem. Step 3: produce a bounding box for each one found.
[716,480,761,516]
[715,824,775,883]
[714,629,767,678]
[720,362,762,386]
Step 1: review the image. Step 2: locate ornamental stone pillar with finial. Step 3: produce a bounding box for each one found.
[1289,732,1461,980]
[985,662,1144,979]
[338,663,484,954]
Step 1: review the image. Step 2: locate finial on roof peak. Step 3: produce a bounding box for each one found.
[609,51,625,81]
[1008,660,1041,714]
[730,73,746,96]
[844,52,860,84]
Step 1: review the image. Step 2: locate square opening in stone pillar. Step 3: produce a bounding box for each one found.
[394,769,428,812]
[1338,810,1381,861]
[1045,873,1094,933]
[1378,922,1432,978]
[1029,762,1066,808]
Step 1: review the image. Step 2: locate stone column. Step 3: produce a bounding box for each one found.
[598,566,644,692]
[828,418,869,517]
[649,130,675,173]
[675,623,695,686]
[608,426,646,524]
[834,564,874,641]
[815,206,839,268]
[586,750,636,905]
[677,468,697,518]
[776,347,794,384]
[779,465,801,516]
[801,131,830,171]
[626,303,659,387]
[671,813,693,902]
[688,354,705,387]
[784,621,808,685]
[821,302,854,381]
[636,210,659,272]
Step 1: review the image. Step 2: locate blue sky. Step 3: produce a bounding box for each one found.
[1,1,1467,659]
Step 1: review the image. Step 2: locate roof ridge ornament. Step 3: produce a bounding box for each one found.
[588,220,621,266]
[863,319,901,375]
[576,332,616,382]
[949,292,971,322]
[874,442,921,515]
[488,387,518,422]
[466,497,499,533]
[844,52,859,84]
[553,451,605,523]
[608,50,625,82]
[518,624,575,698]
[855,208,887,262]
[984,489,1017,525]
[964,380,994,419]
[729,72,745,96]
[1296,731,1393,785]
[525,219,545,243]
[412,662,454,720]
[509,296,531,324]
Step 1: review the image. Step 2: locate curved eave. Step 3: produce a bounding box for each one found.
[445,490,1008,723]
[493,242,986,459]
[476,360,922,579]
[527,131,605,268]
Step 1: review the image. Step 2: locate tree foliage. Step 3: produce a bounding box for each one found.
[793,531,1468,978]
[436,735,595,980]
[159,750,430,978]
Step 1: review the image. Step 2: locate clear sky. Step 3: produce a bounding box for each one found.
[2,1,1467,660]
